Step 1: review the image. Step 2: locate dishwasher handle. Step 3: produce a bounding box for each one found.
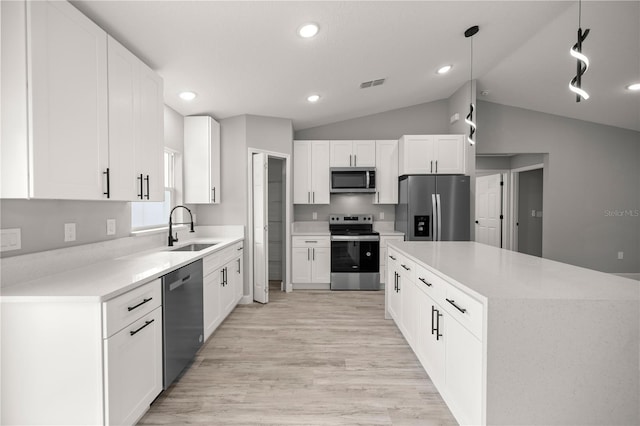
[168,274,194,291]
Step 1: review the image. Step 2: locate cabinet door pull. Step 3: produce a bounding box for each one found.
[237,258,241,273]
[130,319,154,336]
[430,161,433,173]
[127,297,153,312]
[307,248,310,261]
[212,187,216,202]
[389,255,396,260]
[394,272,398,291]
[305,240,318,243]
[312,192,315,203]
[401,264,410,271]
[435,161,438,173]
[144,175,150,199]
[237,247,243,251]
[431,305,437,335]
[312,248,315,261]
[308,192,310,203]
[103,168,110,198]
[435,309,443,340]
[137,174,144,199]
[354,155,357,167]
[396,274,400,292]
[446,298,467,313]
[221,269,225,286]
[418,277,432,287]
[349,154,352,167]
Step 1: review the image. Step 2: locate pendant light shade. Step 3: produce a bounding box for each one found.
[464,25,479,145]
[569,0,590,102]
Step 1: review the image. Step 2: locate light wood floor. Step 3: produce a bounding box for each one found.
[139,290,457,425]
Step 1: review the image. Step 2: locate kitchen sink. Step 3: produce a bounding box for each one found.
[169,243,217,252]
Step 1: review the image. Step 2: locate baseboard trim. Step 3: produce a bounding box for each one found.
[239,295,253,304]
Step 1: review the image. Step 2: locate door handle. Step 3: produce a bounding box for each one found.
[103,168,110,198]
[137,174,144,199]
[144,175,150,199]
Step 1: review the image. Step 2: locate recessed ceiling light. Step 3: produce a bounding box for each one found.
[179,91,197,101]
[298,23,319,38]
[307,94,320,103]
[436,65,452,75]
[626,83,640,91]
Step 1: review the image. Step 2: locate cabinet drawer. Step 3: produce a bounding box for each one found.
[414,264,447,302]
[292,236,330,248]
[103,279,162,338]
[442,283,484,339]
[204,252,222,277]
[396,253,415,283]
[222,241,244,264]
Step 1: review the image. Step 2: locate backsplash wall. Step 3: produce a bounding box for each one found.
[294,194,395,222]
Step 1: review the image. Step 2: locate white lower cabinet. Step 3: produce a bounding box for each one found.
[379,235,404,285]
[386,246,484,425]
[291,236,330,284]
[104,306,163,426]
[203,241,244,341]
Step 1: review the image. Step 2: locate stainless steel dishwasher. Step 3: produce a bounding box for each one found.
[162,259,204,388]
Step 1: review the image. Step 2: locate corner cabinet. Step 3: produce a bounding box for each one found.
[374,140,399,204]
[0,0,164,201]
[293,141,330,204]
[184,116,222,204]
[399,135,466,175]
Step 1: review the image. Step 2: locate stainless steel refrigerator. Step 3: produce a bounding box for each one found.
[395,175,470,241]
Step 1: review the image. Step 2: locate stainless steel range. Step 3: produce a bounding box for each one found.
[329,214,380,290]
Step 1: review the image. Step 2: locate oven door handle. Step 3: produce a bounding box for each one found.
[330,235,380,241]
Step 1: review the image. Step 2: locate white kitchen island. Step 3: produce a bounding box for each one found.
[386,241,639,426]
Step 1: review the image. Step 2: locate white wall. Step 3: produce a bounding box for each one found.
[478,101,640,273]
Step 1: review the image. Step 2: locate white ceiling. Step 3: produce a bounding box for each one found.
[71,1,640,132]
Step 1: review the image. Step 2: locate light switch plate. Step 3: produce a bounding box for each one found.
[380,212,385,220]
[106,219,116,236]
[618,251,624,260]
[0,228,22,252]
[312,212,317,220]
[64,223,76,242]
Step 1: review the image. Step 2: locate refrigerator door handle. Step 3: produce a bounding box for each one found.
[436,193,442,241]
[431,194,438,241]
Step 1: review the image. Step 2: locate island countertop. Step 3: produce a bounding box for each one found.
[388,241,639,301]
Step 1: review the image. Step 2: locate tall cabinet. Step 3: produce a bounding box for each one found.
[399,135,466,175]
[184,116,221,204]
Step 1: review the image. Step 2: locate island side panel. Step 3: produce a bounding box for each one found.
[486,298,639,425]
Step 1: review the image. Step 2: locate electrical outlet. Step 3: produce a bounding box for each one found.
[618,251,624,260]
[312,212,317,220]
[106,219,116,236]
[0,228,22,252]
[531,210,536,217]
[380,212,385,220]
[64,223,76,242]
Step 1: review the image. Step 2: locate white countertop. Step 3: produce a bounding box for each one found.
[0,237,243,303]
[389,241,639,301]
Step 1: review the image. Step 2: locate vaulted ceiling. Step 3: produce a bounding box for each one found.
[72,1,640,131]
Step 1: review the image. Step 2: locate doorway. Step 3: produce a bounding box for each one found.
[248,149,291,305]
[515,168,543,257]
[475,173,506,248]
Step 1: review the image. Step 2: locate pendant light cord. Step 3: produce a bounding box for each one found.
[578,0,582,28]
[469,36,473,101]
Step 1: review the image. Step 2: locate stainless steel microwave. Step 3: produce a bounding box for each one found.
[330,167,376,193]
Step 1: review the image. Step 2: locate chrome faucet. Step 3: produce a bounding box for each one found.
[168,205,195,246]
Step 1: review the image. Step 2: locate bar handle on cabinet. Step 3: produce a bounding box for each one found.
[418,277,432,287]
[401,264,410,271]
[349,154,352,167]
[307,248,310,261]
[446,298,467,314]
[308,192,310,203]
[435,160,438,173]
[237,258,241,273]
[435,309,443,340]
[138,174,144,199]
[212,187,216,203]
[127,297,153,312]
[389,255,396,260]
[312,248,315,261]
[144,175,150,199]
[431,305,437,335]
[312,192,315,203]
[354,155,357,167]
[103,168,110,198]
[130,319,154,336]
[430,161,433,173]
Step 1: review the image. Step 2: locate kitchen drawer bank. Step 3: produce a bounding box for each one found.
[0,237,243,425]
[386,241,639,426]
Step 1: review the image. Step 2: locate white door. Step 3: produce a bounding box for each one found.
[434,135,465,174]
[352,140,376,167]
[329,140,353,167]
[253,153,269,303]
[475,174,502,247]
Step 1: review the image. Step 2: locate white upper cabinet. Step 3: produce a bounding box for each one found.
[329,140,375,167]
[0,0,164,201]
[293,140,329,204]
[399,135,466,175]
[374,140,398,204]
[184,116,221,204]
[107,36,164,202]
[3,0,109,199]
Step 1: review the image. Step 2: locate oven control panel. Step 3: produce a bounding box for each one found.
[329,214,373,224]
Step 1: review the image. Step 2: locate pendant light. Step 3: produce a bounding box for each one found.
[569,0,590,101]
[464,25,479,145]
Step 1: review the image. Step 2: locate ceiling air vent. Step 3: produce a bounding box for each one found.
[360,78,386,89]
